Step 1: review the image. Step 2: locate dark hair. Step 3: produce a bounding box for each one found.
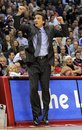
[7,50,15,56]
[34,9,46,22]
[75,51,80,56]
[19,46,25,52]
[66,37,71,42]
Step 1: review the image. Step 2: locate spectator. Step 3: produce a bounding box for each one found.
[68,31,74,41]
[53,37,63,54]
[73,51,82,67]
[78,26,82,38]
[4,63,21,76]
[9,40,20,55]
[13,47,26,63]
[70,39,79,58]
[61,55,81,76]
[14,61,28,76]
[3,34,12,54]
[73,20,79,39]
[59,45,68,66]
[51,57,61,76]
[7,50,15,65]
[16,30,28,46]
[0,56,7,75]
[65,37,72,55]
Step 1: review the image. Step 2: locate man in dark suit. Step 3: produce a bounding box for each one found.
[18,7,67,126]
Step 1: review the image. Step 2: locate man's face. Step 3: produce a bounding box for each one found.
[9,53,15,60]
[20,51,26,60]
[18,31,23,38]
[34,14,45,28]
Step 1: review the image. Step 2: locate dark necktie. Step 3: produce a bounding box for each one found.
[34,30,41,57]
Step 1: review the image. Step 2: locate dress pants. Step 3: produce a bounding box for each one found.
[28,56,51,119]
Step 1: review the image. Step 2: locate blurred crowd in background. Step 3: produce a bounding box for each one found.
[0,0,82,76]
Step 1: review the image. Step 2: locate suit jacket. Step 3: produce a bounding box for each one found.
[20,23,66,66]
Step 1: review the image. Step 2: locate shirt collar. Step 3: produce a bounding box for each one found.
[40,27,45,33]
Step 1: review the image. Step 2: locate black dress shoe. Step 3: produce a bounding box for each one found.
[33,117,39,126]
[42,117,49,125]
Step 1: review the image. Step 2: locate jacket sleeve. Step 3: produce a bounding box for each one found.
[19,23,31,36]
[53,24,69,37]
[20,24,35,54]
[61,24,69,37]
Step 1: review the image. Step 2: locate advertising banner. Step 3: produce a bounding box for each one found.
[9,79,82,122]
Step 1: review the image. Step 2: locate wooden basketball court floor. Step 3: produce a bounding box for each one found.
[1,125,82,130]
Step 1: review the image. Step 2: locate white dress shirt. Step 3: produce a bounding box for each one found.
[17,37,28,46]
[33,27,49,56]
